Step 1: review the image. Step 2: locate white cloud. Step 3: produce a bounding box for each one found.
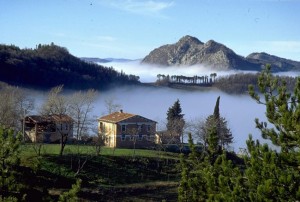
[105,0,174,17]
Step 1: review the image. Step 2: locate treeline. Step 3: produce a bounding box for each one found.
[214,73,297,94]
[0,43,140,90]
[156,73,217,86]
[156,72,298,94]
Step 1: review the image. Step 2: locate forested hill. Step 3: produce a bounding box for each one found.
[0,43,140,90]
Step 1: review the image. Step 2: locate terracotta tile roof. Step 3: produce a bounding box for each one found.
[98,112,136,123]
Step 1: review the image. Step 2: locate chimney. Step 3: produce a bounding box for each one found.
[120,109,123,113]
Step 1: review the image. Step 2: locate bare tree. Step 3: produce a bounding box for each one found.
[104,96,122,114]
[0,85,34,132]
[40,85,69,116]
[69,89,97,140]
[40,85,73,156]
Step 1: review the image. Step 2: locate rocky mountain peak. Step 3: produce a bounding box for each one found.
[177,35,203,45]
[142,36,252,69]
[142,35,300,71]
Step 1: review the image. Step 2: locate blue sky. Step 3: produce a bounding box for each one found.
[1,0,300,60]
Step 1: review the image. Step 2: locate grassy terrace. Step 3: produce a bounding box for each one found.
[18,144,181,201]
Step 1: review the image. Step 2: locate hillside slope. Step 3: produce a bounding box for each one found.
[246,52,300,71]
[0,44,140,90]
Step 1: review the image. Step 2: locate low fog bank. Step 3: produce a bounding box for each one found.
[98,61,259,83]
[93,85,267,152]
[31,84,269,152]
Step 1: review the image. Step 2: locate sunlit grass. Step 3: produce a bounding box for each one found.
[19,143,180,159]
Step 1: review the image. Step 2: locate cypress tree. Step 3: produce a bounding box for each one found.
[202,97,233,150]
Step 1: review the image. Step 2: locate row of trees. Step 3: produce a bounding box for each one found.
[0,43,140,90]
[157,72,297,95]
[178,65,300,201]
[156,73,217,85]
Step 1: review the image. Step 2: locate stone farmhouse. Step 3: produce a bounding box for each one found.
[98,110,157,149]
[23,114,74,143]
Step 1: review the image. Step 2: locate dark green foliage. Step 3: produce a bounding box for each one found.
[0,44,140,90]
[0,127,22,201]
[59,178,81,202]
[246,64,300,201]
[213,96,220,119]
[201,97,233,150]
[179,65,300,201]
[178,133,244,202]
[166,99,185,143]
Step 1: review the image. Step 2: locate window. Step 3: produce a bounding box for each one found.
[147,125,151,132]
[100,122,103,131]
[122,125,126,132]
[121,134,125,141]
[138,125,142,132]
[138,134,142,141]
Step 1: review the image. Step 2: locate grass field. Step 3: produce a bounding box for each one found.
[20,143,180,159]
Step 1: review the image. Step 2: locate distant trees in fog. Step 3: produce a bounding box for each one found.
[156,72,297,94]
[156,73,217,85]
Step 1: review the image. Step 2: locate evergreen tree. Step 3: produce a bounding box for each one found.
[247,64,300,200]
[59,178,82,202]
[178,132,244,201]
[179,65,300,201]
[201,97,233,150]
[0,127,22,201]
[166,99,185,143]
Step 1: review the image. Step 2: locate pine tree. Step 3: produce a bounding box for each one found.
[178,131,244,201]
[0,127,22,201]
[247,64,300,200]
[59,178,82,202]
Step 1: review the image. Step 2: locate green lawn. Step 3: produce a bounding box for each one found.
[20,143,180,159]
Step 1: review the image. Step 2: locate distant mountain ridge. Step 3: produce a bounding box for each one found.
[81,57,136,63]
[142,35,300,71]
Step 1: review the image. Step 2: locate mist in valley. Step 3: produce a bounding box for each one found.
[100,60,259,83]
[32,61,294,152]
[93,85,268,152]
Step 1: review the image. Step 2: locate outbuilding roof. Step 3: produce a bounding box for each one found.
[26,114,73,123]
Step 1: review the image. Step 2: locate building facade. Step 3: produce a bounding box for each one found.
[23,114,73,143]
[98,111,156,149]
